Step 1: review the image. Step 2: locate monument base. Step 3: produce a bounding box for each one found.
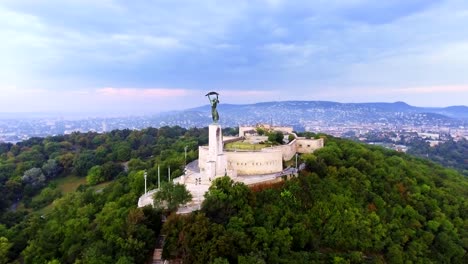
[205,123,227,179]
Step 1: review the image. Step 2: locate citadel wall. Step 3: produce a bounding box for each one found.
[296,138,324,153]
[262,139,297,161]
[239,125,294,137]
[225,150,283,175]
[199,146,283,175]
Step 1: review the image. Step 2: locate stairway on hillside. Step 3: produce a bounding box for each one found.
[152,248,163,264]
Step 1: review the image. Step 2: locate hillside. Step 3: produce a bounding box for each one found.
[0,126,207,263]
[0,128,466,263]
[162,136,468,263]
[153,101,468,129]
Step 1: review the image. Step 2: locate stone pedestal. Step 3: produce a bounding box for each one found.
[205,124,227,180]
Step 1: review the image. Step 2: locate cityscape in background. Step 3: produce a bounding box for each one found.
[1,101,466,153]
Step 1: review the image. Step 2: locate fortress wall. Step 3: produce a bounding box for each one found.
[223,136,244,144]
[239,126,256,137]
[271,126,293,134]
[262,139,297,161]
[239,125,293,137]
[296,138,324,153]
[225,150,283,175]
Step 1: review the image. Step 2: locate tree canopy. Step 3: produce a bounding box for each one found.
[153,181,192,212]
[0,126,206,263]
[162,137,468,263]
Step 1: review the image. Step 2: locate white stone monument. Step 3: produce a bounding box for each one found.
[204,92,227,182]
[205,124,227,181]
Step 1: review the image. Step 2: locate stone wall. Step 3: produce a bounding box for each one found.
[239,125,294,137]
[262,139,297,161]
[199,137,324,177]
[296,138,324,153]
[239,126,256,137]
[226,150,283,175]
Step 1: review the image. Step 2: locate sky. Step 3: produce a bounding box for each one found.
[1,0,468,115]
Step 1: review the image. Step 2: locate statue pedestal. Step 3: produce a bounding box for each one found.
[205,124,227,180]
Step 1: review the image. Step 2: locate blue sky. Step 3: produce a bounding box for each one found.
[1,0,468,114]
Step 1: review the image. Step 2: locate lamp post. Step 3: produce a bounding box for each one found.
[184,146,188,166]
[144,170,147,194]
[158,165,160,189]
[295,153,298,172]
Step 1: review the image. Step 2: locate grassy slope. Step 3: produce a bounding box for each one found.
[33,176,113,215]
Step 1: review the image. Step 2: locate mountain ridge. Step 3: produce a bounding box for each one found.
[155,100,468,130]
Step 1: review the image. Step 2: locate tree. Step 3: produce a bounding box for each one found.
[22,168,46,188]
[100,161,123,181]
[0,237,11,264]
[201,176,253,224]
[86,165,103,185]
[42,159,62,180]
[153,182,192,212]
[268,131,284,144]
[115,142,131,161]
[73,150,97,176]
[256,127,266,136]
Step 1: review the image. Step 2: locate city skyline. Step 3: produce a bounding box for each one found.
[1,0,468,114]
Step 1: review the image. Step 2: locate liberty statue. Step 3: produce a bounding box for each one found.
[205,92,219,123]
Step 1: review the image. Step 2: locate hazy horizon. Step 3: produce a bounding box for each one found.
[0,100,466,120]
[1,0,468,114]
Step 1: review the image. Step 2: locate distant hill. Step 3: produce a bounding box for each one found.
[152,101,468,130]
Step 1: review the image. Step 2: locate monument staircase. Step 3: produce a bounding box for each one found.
[151,235,166,264]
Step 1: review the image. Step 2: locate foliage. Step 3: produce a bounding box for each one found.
[73,150,97,176]
[153,181,192,212]
[267,131,284,144]
[2,126,466,263]
[407,138,468,175]
[0,237,11,264]
[256,127,265,136]
[28,187,62,210]
[162,137,468,263]
[86,165,103,185]
[0,126,207,263]
[22,168,46,192]
[41,159,63,180]
[202,177,253,224]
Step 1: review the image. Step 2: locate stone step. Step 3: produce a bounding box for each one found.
[152,248,163,264]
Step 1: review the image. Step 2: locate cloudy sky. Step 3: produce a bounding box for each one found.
[1,0,468,115]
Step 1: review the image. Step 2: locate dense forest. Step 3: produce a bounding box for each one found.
[0,126,207,263]
[0,127,467,263]
[163,137,467,263]
[406,138,468,176]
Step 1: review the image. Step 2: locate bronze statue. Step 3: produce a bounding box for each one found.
[205,91,219,123]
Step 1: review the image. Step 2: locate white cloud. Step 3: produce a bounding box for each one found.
[262,43,322,68]
[0,0,467,110]
[96,88,191,97]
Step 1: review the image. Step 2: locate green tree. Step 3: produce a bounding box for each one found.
[0,237,11,264]
[256,127,266,136]
[267,131,284,144]
[153,182,192,212]
[42,159,62,179]
[202,176,252,224]
[73,150,97,176]
[22,167,46,188]
[86,165,103,185]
